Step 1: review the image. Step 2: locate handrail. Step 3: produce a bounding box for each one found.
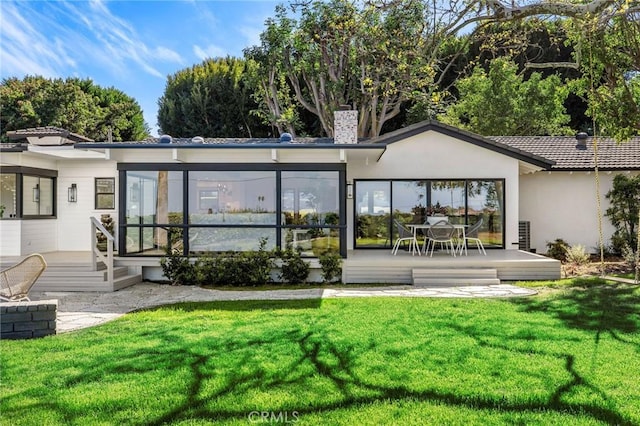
[90,217,114,287]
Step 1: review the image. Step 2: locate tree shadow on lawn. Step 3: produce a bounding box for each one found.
[5,296,637,426]
[511,278,640,348]
[10,299,631,426]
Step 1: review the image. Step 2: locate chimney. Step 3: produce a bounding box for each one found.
[334,106,358,144]
[575,132,588,150]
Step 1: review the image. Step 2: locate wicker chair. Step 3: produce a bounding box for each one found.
[0,254,47,302]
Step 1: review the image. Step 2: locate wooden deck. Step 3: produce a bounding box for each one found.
[1,249,559,292]
[343,249,561,284]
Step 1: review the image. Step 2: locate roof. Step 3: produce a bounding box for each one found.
[6,126,94,143]
[75,136,382,150]
[489,135,640,171]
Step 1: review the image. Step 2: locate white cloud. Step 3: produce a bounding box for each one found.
[0,0,183,81]
[193,44,227,61]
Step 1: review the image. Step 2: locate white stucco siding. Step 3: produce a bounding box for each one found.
[346,131,522,250]
[520,171,639,253]
[56,160,118,251]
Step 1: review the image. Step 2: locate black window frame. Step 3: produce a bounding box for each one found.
[117,163,347,257]
[95,177,116,210]
[0,166,57,219]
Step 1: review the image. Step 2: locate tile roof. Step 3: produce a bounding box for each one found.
[6,126,94,143]
[489,135,640,170]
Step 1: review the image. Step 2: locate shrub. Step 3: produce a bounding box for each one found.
[159,248,197,285]
[199,238,275,287]
[565,244,590,266]
[546,238,570,262]
[319,252,343,283]
[279,248,310,284]
[605,174,639,255]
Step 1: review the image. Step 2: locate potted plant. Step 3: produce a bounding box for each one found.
[96,214,115,251]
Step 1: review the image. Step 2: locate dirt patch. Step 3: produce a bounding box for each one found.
[561,259,634,278]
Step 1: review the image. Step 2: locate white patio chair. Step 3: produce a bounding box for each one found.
[460,218,487,255]
[0,254,47,302]
[426,220,457,257]
[392,220,420,255]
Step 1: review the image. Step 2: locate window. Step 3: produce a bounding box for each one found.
[119,165,345,257]
[95,178,115,209]
[0,173,17,218]
[355,179,505,249]
[22,176,54,217]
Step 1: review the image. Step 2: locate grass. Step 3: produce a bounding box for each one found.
[2,278,639,425]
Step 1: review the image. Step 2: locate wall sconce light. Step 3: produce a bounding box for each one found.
[32,184,40,202]
[68,183,77,203]
[346,181,353,199]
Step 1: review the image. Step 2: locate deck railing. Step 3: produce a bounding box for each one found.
[90,217,114,287]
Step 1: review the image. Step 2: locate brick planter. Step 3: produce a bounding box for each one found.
[1,300,57,339]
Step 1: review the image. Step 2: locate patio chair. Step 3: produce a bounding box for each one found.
[461,218,487,256]
[392,220,420,255]
[426,220,457,257]
[0,253,47,302]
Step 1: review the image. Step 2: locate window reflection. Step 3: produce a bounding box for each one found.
[189,171,276,225]
[0,174,17,218]
[281,171,339,225]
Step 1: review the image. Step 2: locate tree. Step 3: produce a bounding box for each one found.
[479,0,640,139]
[0,76,148,142]
[605,174,640,255]
[439,57,571,135]
[245,0,448,137]
[157,57,271,138]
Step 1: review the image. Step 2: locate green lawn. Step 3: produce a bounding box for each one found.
[2,279,639,425]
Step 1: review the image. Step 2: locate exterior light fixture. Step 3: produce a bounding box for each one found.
[68,183,77,203]
[32,184,40,202]
[346,181,353,199]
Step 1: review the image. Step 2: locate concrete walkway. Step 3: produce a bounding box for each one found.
[30,282,537,333]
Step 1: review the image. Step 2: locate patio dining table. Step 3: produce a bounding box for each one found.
[407,223,468,255]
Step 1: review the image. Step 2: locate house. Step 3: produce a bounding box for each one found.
[1,112,638,287]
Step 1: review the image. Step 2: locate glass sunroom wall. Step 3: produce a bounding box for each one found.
[355,181,391,248]
[281,171,340,256]
[124,171,183,254]
[467,180,504,248]
[188,171,277,253]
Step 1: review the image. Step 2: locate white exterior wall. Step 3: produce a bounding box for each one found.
[520,171,640,254]
[346,131,522,250]
[0,221,21,256]
[56,160,118,251]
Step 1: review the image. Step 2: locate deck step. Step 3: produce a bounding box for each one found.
[412,268,500,286]
[32,265,142,292]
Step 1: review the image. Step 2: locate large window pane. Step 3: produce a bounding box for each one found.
[467,180,504,248]
[355,181,391,248]
[281,227,340,257]
[0,174,17,218]
[281,171,339,225]
[22,176,53,216]
[189,228,276,253]
[392,181,427,224]
[189,171,276,225]
[429,181,466,224]
[125,171,183,254]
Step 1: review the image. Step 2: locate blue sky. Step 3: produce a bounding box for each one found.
[0,0,282,136]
